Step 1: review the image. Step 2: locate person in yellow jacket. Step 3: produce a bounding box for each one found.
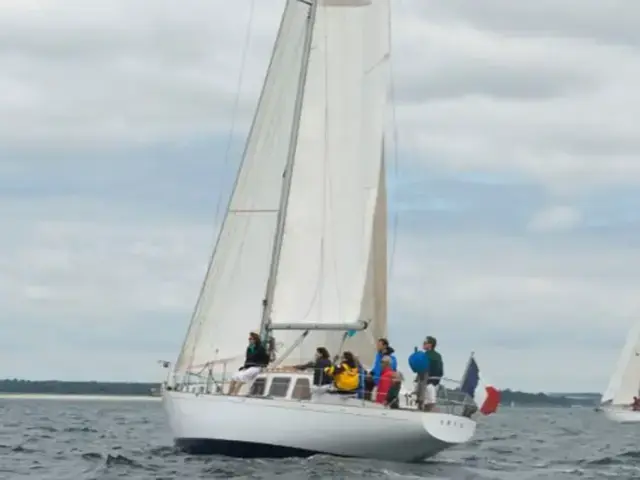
[324,351,359,392]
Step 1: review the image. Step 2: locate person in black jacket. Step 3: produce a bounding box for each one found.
[228,332,270,395]
[293,347,333,386]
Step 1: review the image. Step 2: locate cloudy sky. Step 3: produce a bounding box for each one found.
[1,0,639,393]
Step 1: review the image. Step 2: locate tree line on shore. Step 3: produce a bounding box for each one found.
[0,379,159,396]
[0,379,598,406]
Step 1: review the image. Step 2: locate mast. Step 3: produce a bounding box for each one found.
[259,0,319,341]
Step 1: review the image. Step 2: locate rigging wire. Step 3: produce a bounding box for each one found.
[212,0,256,226]
[387,0,401,284]
[181,0,257,373]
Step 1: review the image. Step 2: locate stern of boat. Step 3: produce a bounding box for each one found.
[420,411,476,446]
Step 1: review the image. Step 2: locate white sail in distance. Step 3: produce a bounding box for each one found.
[601,320,640,406]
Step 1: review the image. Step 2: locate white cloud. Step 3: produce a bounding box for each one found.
[0,205,218,380]
[388,231,640,391]
[527,205,582,232]
[1,195,636,392]
[0,217,212,321]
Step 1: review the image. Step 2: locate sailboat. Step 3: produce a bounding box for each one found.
[600,321,640,423]
[162,0,476,461]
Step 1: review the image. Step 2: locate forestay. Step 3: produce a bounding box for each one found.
[269,0,391,367]
[173,1,311,377]
[601,320,640,406]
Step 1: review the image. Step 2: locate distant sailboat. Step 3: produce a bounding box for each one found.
[162,0,476,461]
[600,321,640,423]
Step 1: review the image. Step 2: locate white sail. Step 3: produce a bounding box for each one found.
[268,0,391,367]
[601,320,640,405]
[355,154,388,359]
[173,0,311,376]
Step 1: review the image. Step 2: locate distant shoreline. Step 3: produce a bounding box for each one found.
[0,379,162,398]
[0,379,600,407]
[0,393,161,401]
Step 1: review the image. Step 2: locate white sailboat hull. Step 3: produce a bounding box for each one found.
[163,390,476,462]
[603,407,640,423]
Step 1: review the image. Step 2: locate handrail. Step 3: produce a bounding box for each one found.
[188,355,244,371]
[167,362,476,417]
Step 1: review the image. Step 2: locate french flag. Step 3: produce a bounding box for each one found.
[460,354,500,415]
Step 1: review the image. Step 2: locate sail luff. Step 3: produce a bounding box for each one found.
[344,152,388,367]
[373,149,388,337]
[260,0,319,341]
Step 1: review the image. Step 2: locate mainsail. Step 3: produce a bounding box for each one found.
[174,0,391,377]
[601,321,640,406]
[267,0,391,367]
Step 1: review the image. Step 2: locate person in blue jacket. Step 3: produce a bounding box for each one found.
[409,336,444,411]
[364,338,397,400]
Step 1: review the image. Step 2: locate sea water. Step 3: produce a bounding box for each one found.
[1,397,638,479]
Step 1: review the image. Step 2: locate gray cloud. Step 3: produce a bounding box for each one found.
[1,0,638,190]
[416,0,640,50]
[0,0,283,147]
[388,2,640,187]
[387,228,640,390]
[391,19,605,103]
[1,0,637,191]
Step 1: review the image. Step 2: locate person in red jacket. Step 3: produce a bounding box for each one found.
[375,356,394,405]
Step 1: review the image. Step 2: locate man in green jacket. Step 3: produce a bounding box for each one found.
[422,336,444,411]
